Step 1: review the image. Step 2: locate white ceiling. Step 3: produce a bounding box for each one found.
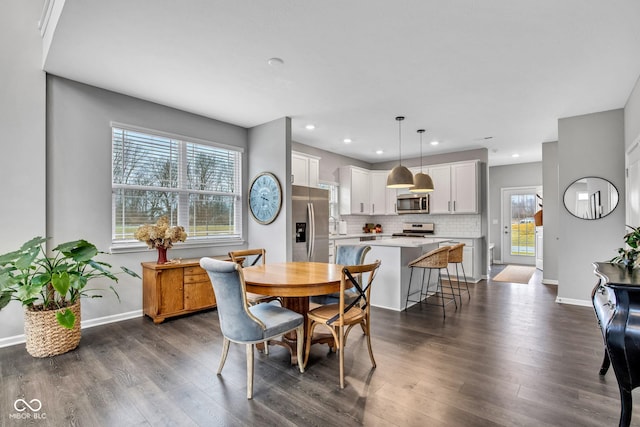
[43,0,640,166]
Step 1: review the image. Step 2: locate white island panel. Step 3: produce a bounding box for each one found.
[362,238,450,311]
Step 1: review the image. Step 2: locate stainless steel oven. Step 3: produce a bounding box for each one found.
[392,222,435,237]
[396,193,429,214]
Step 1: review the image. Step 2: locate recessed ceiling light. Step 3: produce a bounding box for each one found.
[376,150,384,155]
[343,138,352,144]
[305,124,315,130]
[512,153,520,158]
[430,140,439,146]
[267,57,284,66]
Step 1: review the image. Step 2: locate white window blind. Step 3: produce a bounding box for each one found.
[112,126,242,245]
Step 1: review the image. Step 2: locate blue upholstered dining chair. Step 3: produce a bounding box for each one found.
[310,245,371,305]
[199,257,305,399]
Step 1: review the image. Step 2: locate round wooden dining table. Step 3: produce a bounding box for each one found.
[242,261,343,364]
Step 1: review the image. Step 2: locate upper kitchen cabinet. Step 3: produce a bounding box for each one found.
[340,166,370,215]
[291,151,320,187]
[369,170,397,215]
[428,160,479,214]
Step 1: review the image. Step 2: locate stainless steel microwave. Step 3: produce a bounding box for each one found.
[396,193,429,214]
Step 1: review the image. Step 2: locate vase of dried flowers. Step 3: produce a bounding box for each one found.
[134,216,187,264]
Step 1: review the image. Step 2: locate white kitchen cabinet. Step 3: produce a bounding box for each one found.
[428,165,452,213]
[369,170,397,215]
[451,162,478,213]
[292,151,320,187]
[339,166,370,215]
[428,161,479,214]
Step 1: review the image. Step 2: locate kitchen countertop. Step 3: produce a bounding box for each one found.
[330,233,483,240]
[361,237,452,248]
[329,233,392,240]
[433,234,483,239]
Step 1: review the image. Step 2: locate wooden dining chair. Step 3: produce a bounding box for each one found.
[199,257,304,399]
[303,260,381,389]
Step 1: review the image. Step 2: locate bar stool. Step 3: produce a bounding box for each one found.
[448,243,470,304]
[404,246,457,318]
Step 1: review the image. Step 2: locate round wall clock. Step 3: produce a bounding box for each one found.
[248,172,282,225]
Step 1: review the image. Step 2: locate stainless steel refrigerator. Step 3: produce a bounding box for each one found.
[292,185,329,262]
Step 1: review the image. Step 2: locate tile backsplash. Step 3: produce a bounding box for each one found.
[341,214,481,237]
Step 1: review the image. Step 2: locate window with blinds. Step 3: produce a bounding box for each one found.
[112,126,242,245]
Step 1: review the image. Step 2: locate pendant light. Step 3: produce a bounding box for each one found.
[411,129,434,193]
[386,116,415,188]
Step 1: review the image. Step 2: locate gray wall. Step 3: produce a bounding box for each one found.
[0,0,47,341]
[249,118,291,262]
[557,109,625,304]
[542,142,559,283]
[488,162,542,263]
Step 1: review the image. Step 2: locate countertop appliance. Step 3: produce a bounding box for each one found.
[338,220,348,235]
[392,222,435,238]
[292,185,329,262]
[396,193,429,214]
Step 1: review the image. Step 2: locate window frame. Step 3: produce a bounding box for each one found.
[110,122,245,253]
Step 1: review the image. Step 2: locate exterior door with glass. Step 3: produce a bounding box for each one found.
[502,187,540,265]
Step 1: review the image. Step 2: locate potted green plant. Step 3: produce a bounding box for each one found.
[611,226,640,271]
[0,236,139,357]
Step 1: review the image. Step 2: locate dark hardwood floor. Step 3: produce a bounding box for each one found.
[1,265,637,426]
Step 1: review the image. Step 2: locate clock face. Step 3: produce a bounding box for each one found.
[248,172,282,225]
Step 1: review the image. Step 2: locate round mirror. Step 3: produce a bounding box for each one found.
[563,177,619,220]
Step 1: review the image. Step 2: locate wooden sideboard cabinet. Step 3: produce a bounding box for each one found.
[142,258,217,324]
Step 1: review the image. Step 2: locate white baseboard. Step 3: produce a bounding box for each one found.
[542,279,559,285]
[0,310,143,349]
[441,274,482,283]
[81,309,143,329]
[555,296,592,307]
[0,335,26,349]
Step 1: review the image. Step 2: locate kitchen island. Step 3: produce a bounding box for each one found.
[355,237,452,311]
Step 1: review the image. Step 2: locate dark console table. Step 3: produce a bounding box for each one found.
[592,262,640,427]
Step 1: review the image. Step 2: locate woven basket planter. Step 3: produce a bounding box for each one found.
[24,301,81,358]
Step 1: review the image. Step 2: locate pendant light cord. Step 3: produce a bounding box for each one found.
[418,129,425,172]
[399,122,402,164]
[396,116,405,165]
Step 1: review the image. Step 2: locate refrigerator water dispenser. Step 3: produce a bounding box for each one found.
[296,222,307,242]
